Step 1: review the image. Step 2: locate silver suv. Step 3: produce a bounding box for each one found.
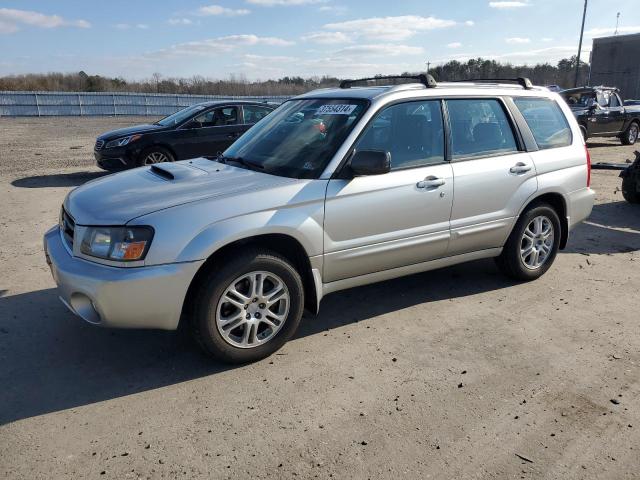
[44,75,595,363]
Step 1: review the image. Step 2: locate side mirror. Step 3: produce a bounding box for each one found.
[350,150,391,176]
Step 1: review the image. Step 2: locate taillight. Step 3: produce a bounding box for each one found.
[585,146,591,187]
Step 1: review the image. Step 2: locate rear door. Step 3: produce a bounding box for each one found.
[323,100,453,282]
[445,97,537,256]
[190,106,241,157]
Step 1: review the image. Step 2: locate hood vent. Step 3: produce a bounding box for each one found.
[150,164,175,180]
[148,162,209,181]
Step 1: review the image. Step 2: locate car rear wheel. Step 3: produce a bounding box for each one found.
[136,146,174,167]
[496,204,561,281]
[622,176,640,204]
[190,249,304,363]
[621,122,639,146]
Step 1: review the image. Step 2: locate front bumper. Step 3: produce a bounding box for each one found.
[94,145,138,171]
[43,226,203,330]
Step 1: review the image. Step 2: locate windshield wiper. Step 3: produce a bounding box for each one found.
[217,155,265,172]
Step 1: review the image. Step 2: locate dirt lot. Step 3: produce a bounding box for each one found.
[0,117,639,480]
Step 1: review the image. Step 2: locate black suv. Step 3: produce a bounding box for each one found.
[94,101,275,171]
[561,86,640,145]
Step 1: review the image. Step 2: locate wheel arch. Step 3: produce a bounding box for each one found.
[518,192,569,249]
[180,233,319,327]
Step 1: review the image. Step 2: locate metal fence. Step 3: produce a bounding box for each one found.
[0,91,290,117]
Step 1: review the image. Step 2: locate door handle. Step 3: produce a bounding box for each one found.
[417,176,445,189]
[227,132,241,139]
[509,162,532,174]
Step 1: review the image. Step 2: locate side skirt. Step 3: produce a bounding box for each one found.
[319,247,503,299]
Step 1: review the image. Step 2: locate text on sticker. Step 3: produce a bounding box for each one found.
[317,104,357,115]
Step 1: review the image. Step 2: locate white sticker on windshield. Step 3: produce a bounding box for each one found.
[317,104,357,115]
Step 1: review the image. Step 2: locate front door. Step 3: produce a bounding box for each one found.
[323,100,453,283]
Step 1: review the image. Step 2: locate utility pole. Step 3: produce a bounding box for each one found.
[574,0,588,87]
[614,12,620,35]
[426,61,431,74]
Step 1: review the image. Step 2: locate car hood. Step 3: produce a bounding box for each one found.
[98,123,167,140]
[64,159,300,225]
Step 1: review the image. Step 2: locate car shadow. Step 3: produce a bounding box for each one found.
[564,201,640,255]
[11,171,109,188]
[1,200,637,425]
[0,259,510,425]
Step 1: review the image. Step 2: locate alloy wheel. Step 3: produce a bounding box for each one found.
[216,271,290,348]
[629,124,639,144]
[520,215,554,270]
[144,151,169,165]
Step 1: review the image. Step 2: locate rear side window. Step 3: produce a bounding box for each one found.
[355,100,445,170]
[243,105,273,124]
[446,99,518,160]
[514,97,572,149]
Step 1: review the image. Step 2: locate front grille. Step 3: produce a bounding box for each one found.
[60,207,75,250]
[94,139,105,151]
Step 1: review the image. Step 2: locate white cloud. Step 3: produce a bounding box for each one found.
[465,20,475,26]
[541,37,553,42]
[489,1,530,8]
[301,31,351,44]
[168,18,193,25]
[447,42,462,48]
[505,37,530,44]
[324,15,458,41]
[114,23,150,30]
[318,5,347,15]
[246,0,324,5]
[198,4,251,16]
[148,34,295,59]
[585,25,640,37]
[334,44,425,57]
[0,8,90,34]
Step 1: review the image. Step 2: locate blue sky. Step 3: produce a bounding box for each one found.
[1,0,639,80]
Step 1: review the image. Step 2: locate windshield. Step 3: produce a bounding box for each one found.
[222,98,369,179]
[156,104,207,127]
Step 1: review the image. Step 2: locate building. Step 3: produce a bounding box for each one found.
[590,32,640,100]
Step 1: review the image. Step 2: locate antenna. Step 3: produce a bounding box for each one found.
[614,12,620,35]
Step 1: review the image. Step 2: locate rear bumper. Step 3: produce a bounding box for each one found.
[567,187,595,231]
[43,226,203,330]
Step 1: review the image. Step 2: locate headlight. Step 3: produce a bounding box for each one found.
[80,226,154,262]
[105,134,142,149]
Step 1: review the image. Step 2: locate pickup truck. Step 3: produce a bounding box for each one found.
[561,86,640,145]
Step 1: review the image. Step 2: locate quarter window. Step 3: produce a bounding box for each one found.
[446,99,518,160]
[354,100,445,170]
[514,97,572,149]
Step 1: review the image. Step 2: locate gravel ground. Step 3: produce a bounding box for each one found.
[0,117,639,479]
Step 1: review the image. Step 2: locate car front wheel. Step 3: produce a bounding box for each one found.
[190,249,304,363]
[496,204,561,281]
[136,146,175,167]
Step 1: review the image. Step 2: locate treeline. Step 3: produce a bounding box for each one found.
[0,57,590,94]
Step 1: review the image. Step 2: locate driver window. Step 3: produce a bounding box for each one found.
[354,100,445,170]
[193,107,239,127]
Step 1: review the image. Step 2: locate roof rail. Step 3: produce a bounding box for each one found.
[339,74,437,89]
[449,77,534,90]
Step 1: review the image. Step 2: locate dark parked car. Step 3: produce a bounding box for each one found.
[560,86,640,145]
[94,101,276,170]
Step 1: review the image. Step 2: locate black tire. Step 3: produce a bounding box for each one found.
[135,146,174,167]
[190,249,304,363]
[495,203,561,281]
[621,122,639,146]
[622,176,640,204]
